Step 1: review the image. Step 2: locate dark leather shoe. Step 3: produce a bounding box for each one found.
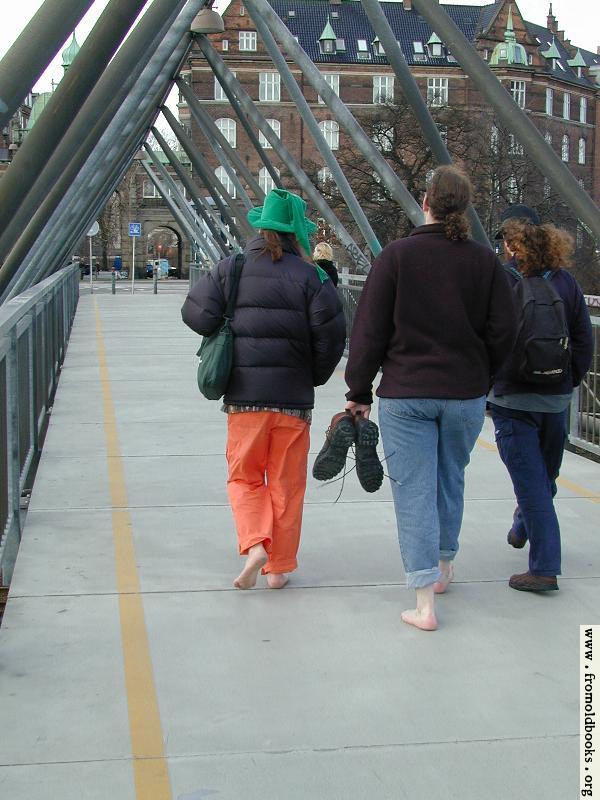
[509,572,558,592]
[354,413,384,493]
[507,529,527,549]
[312,411,356,481]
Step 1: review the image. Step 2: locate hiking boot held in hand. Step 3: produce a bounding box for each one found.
[509,572,558,592]
[312,411,356,481]
[354,413,384,493]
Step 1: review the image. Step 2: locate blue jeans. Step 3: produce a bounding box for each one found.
[489,404,566,576]
[378,397,486,588]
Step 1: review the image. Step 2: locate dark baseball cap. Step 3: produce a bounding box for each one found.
[494,204,541,240]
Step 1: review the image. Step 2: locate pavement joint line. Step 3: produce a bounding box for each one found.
[0,732,579,769]
[478,436,600,502]
[94,298,173,800]
[8,574,600,601]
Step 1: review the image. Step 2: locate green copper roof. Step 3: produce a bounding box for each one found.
[490,4,527,66]
[541,38,561,60]
[62,33,80,69]
[319,17,336,42]
[567,49,587,68]
[427,32,442,45]
[27,92,53,129]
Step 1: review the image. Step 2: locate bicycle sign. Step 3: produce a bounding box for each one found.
[129,222,142,237]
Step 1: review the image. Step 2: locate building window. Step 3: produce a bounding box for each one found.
[259,72,280,102]
[438,124,448,145]
[322,39,335,55]
[490,125,499,153]
[546,87,553,115]
[215,118,236,148]
[580,96,587,124]
[373,75,394,104]
[543,177,551,198]
[509,134,523,155]
[319,119,339,150]
[561,134,569,162]
[318,74,340,104]
[544,131,553,147]
[510,80,526,109]
[215,73,234,101]
[372,127,394,152]
[142,180,158,198]
[239,31,257,51]
[258,118,280,148]
[413,41,424,54]
[427,77,448,106]
[507,175,521,202]
[318,167,333,186]
[222,40,228,51]
[215,166,236,199]
[563,92,570,119]
[259,166,279,194]
[578,137,586,164]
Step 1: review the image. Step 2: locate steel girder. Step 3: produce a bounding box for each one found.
[244,0,382,257]
[412,0,600,243]
[197,37,371,272]
[0,0,93,129]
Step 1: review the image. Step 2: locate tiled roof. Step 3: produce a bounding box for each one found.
[269,0,599,87]
[525,20,599,87]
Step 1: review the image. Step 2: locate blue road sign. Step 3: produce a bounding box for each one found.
[129,222,142,237]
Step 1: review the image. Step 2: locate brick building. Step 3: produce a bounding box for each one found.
[179,0,600,249]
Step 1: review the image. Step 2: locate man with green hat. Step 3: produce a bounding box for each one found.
[182,188,346,592]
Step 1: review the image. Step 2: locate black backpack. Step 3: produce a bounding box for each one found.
[505,265,571,385]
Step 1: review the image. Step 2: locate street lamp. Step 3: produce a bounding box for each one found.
[190,4,224,34]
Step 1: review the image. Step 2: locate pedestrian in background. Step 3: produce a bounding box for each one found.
[313,241,339,287]
[182,189,345,590]
[344,165,517,631]
[489,206,593,593]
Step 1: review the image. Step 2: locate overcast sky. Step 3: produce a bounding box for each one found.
[1,0,599,94]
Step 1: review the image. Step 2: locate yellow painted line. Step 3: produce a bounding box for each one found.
[477,437,600,503]
[94,299,172,800]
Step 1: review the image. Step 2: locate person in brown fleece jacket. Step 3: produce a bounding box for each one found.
[345,165,517,631]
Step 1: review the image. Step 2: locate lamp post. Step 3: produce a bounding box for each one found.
[87,220,99,293]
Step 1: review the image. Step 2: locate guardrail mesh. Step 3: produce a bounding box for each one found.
[0,266,79,586]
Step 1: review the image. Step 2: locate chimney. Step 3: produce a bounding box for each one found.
[404,0,412,10]
[547,3,558,34]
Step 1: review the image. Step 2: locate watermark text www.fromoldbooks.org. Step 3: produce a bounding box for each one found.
[582,625,599,797]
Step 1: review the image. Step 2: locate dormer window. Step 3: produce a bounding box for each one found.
[319,17,337,56]
[357,39,370,60]
[335,39,346,52]
[413,41,424,54]
[287,10,295,17]
[427,33,443,58]
[372,37,385,56]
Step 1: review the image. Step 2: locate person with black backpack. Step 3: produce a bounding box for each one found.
[489,205,593,593]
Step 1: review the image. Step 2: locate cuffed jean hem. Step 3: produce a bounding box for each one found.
[406,566,441,589]
[439,550,457,562]
[531,568,562,577]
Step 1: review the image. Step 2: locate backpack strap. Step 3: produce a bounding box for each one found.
[223,253,245,321]
[504,264,522,281]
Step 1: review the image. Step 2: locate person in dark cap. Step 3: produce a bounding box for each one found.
[182,189,345,591]
[489,205,593,593]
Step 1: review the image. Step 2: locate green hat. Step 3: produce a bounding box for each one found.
[247,189,317,256]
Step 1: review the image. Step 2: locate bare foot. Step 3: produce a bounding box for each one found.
[266,573,289,589]
[401,608,438,631]
[433,561,454,594]
[234,543,268,589]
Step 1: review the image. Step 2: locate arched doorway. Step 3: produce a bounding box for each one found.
[146,226,182,278]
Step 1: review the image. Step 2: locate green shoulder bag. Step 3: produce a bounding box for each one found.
[196,253,245,401]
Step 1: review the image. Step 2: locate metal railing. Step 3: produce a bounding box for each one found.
[569,315,600,457]
[0,265,79,584]
[188,263,211,289]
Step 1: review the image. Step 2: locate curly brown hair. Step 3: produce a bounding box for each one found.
[502,219,574,276]
[426,165,472,241]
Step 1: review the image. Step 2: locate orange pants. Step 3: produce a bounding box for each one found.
[226,411,310,574]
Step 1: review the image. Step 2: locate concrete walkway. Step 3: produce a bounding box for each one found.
[0,287,598,799]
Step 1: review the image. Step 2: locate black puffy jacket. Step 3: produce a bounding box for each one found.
[181,236,346,409]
